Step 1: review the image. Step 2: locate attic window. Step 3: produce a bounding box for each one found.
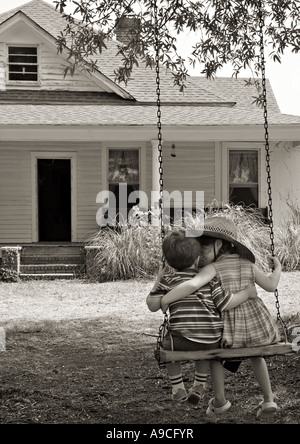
[8,46,38,82]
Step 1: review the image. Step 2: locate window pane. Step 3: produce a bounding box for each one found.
[108,150,139,184]
[8,46,38,82]
[229,150,258,207]
[9,47,37,55]
[229,150,258,184]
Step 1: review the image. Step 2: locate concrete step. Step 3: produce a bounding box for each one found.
[20,264,85,275]
[21,244,84,257]
[21,255,85,265]
[20,273,76,281]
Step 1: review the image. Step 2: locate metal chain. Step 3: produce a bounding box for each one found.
[153,0,168,367]
[258,3,288,338]
[154,0,165,265]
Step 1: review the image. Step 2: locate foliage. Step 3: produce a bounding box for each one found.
[274,200,300,271]
[86,223,163,282]
[54,0,300,93]
[0,267,20,283]
[85,200,300,281]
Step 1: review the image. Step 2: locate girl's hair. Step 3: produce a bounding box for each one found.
[199,235,237,259]
[163,230,201,270]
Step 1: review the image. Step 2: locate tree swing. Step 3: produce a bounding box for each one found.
[152,0,296,367]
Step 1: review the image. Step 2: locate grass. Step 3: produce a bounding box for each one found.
[0,275,299,424]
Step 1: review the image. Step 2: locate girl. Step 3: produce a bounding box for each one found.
[160,217,281,418]
[147,229,257,406]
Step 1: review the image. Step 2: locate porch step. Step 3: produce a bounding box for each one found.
[21,255,84,265]
[19,273,76,281]
[19,244,86,280]
[20,264,84,275]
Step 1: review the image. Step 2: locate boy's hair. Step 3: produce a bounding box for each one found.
[162,230,201,270]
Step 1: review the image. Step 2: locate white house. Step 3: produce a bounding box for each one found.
[0,0,300,252]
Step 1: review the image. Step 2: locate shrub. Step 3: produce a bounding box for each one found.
[86,224,164,282]
[86,201,300,281]
[0,267,20,283]
[274,200,300,271]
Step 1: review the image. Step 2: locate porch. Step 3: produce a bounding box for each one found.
[0,243,86,280]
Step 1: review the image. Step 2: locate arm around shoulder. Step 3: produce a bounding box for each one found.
[146,293,162,312]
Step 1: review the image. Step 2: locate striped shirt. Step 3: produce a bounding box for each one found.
[149,268,233,344]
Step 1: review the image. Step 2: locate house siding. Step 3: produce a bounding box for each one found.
[148,142,215,207]
[39,44,102,92]
[0,142,102,244]
[0,143,32,243]
[268,141,300,223]
[77,146,102,241]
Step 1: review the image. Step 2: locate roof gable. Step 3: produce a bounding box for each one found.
[0,3,134,99]
[0,0,225,105]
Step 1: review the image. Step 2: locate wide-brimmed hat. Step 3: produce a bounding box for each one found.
[198,216,255,263]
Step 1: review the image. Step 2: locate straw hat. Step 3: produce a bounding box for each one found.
[199,216,255,263]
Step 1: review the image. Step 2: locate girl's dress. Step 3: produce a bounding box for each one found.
[213,254,280,348]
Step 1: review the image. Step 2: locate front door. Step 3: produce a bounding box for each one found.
[38,159,71,241]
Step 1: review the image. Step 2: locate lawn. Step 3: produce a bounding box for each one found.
[0,272,299,425]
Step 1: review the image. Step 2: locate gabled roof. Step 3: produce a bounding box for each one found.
[0,5,134,99]
[0,0,300,127]
[0,0,228,105]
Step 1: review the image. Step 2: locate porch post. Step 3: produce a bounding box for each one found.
[151,139,163,226]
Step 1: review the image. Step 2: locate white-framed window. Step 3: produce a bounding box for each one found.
[7,45,39,83]
[221,144,264,209]
[229,149,259,207]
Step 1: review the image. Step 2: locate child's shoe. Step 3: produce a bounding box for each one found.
[187,385,205,405]
[172,388,188,403]
[256,400,277,418]
[206,398,231,416]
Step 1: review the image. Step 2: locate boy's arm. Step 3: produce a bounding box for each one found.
[253,256,281,292]
[160,264,216,313]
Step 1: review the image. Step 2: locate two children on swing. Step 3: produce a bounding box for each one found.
[146,216,281,418]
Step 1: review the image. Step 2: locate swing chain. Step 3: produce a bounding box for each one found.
[258,4,288,337]
[154,313,168,367]
[154,0,165,265]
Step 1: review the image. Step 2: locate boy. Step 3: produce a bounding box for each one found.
[146,229,257,406]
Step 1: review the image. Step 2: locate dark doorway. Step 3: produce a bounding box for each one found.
[38,159,71,241]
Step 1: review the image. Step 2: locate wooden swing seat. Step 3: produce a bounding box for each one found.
[159,342,295,362]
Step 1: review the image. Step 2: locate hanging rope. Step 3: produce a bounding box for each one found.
[258,2,288,340]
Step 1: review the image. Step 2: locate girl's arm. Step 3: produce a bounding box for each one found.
[253,256,282,291]
[160,264,216,313]
[146,293,162,312]
[223,284,258,310]
[146,266,166,312]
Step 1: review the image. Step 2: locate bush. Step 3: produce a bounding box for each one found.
[0,267,20,283]
[86,224,164,282]
[86,201,300,281]
[274,200,300,271]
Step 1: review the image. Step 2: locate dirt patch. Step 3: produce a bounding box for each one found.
[0,278,299,424]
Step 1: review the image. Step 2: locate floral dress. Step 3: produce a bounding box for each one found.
[213,254,280,348]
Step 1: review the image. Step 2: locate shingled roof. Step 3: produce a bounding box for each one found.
[1,0,300,127]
